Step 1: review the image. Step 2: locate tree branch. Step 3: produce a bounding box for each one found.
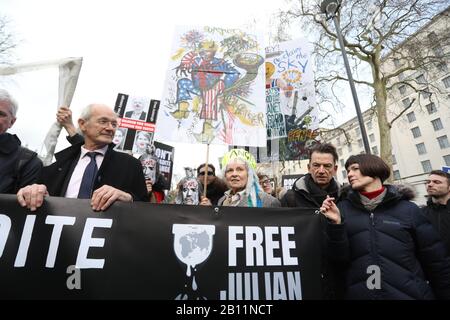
[389,98,416,127]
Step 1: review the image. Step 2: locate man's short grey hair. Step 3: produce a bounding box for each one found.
[0,89,19,117]
[79,103,118,121]
[79,104,96,121]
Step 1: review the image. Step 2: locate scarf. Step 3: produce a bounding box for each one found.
[304,173,339,206]
[360,188,387,211]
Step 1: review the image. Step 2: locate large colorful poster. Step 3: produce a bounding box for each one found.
[155,26,266,147]
[266,39,319,161]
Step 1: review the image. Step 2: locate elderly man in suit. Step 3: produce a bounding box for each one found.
[17,103,148,211]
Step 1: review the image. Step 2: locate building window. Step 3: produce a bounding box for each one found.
[337,148,343,156]
[406,112,416,123]
[358,139,363,148]
[393,58,401,67]
[437,62,448,73]
[355,127,361,136]
[421,160,432,173]
[366,120,373,130]
[336,136,341,146]
[347,143,353,153]
[442,76,450,88]
[372,146,379,155]
[421,88,432,100]
[402,98,411,108]
[340,159,345,167]
[426,102,437,114]
[431,118,444,131]
[433,45,444,57]
[411,126,421,138]
[369,133,375,142]
[392,154,397,165]
[398,72,405,81]
[416,74,426,85]
[437,135,450,149]
[393,170,401,180]
[398,85,406,95]
[416,142,427,155]
[342,170,347,179]
[444,155,450,166]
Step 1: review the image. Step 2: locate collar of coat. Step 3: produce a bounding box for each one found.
[345,184,415,211]
[426,197,450,211]
[55,141,115,163]
[0,133,21,154]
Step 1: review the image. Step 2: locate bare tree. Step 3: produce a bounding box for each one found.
[0,15,18,65]
[278,0,450,177]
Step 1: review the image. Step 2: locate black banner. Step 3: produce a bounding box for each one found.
[0,194,322,299]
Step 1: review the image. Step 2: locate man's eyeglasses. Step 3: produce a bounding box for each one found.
[260,179,271,185]
[198,171,214,176]
[96,119,118,129]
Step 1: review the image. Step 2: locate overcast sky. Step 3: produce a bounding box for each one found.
[2,0,291,181]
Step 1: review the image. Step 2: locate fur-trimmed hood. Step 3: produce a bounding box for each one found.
[340,183,416,201]
[395,184,416,201]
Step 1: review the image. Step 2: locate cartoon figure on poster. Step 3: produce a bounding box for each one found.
[157,26,267,147]
[265,61,292,97]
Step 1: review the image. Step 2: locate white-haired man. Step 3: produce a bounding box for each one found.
[17,103,147,211]
[0,89,42,194]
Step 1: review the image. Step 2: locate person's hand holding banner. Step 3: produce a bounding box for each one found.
[91,184,133,211]
[17,184,49,211]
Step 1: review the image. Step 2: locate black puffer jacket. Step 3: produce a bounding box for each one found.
[281,175,348,299]
[0,133,42,194]
[422,199,450,255]
[339,185,450,300]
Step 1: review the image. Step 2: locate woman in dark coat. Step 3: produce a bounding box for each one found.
[321,154,450,300]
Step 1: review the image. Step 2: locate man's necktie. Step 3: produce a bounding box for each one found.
[77,152,99,199]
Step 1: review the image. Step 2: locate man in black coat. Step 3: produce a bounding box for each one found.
[17,104,147,211]
[0,89,42,194]
[423,170,450,254]
[280,143,348,299]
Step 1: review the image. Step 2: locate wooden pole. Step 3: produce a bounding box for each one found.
[203,143,210,198]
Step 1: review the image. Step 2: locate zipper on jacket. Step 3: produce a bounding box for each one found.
[369,212,377,299]
[438,211,441,232]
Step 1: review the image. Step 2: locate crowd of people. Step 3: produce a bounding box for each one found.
[1,88,450,299]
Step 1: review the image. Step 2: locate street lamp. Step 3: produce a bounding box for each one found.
[321,0,371,154]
